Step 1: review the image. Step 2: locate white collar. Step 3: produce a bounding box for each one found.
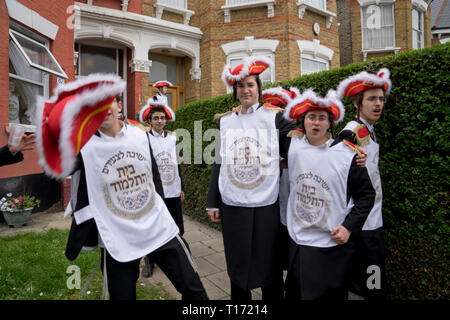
[98,121,126,139]
[151,129,165,137]
[239,102,260,115]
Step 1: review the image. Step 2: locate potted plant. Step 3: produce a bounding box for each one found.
[0,193,40,228]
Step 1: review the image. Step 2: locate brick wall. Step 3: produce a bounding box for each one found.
[337,0,353,66]
[0,0,74,179]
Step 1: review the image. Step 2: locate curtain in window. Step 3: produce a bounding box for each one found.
[301,58,327,75]
[9,42,43,125]
[362,4,394,50]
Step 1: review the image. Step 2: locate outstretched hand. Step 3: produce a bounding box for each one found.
[6,130,35,154]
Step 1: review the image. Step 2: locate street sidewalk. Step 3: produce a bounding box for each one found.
[0,211,363,300]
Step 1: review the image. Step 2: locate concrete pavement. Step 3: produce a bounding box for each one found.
[0,211,363,300]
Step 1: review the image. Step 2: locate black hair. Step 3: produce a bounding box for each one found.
[148,108,166,122]
[232,74,263,103]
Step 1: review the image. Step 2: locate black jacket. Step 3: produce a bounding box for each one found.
[0,145,23,167]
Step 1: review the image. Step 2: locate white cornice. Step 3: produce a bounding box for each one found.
[74,2,202,40]
[5,0,59,40]
[297,39,334,61]
[357,0,395,6]
[221,36,280,55]
[412,0,428,11]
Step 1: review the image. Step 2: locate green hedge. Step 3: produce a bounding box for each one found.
[167,43,450,299]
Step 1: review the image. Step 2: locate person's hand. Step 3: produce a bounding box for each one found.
[331,225,351,245]
[280,159,288,169]
[232,105,242,114]
[180,191,185,203]
[207,210,220,223]
[355,146,367,167]
[7,133,35,154]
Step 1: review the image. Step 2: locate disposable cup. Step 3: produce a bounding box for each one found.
[8,124,25,147]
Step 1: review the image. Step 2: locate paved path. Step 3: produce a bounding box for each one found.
[0,211,363,300]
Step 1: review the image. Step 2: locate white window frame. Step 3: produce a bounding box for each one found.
[297,0,336,28]
[297,39,333,75]
[412,8,424,49]
[154,0,194,25]
[412,0,428,49]
[222,0,275,23]
[9,29,67,79]
[76,40,128,116]
[359,0,401,60]
[301,56,328,75]
[8,26,51,128]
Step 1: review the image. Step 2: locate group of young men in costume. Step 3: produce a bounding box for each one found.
[34,54,388,300]
[207,56,388,300]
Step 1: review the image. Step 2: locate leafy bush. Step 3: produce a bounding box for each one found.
[167,43,450,299]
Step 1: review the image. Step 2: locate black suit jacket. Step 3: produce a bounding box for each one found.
[0,145,23,167]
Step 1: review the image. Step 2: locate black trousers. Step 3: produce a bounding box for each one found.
[230,275,285,301]
[350,228,386,300]
[164,197,184,236]
[285,237,355,300]
[147,235,208,300]
[102,236,208,300]
[101,249,140,300]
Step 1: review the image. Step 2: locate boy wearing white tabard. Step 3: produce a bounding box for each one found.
[138,99,186,278]
[283,89,375,300]
[35,74,208,300]
[207,56,297,301]
[335,68,392,300]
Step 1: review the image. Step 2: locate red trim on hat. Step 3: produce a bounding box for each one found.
[329,104,341,122]
[289,100,320,120]
[154,81,172,88]
[142,105,174,122]
[75,99,113,153]
[263,96,286,106]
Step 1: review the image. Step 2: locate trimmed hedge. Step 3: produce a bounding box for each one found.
[167,43,450,299]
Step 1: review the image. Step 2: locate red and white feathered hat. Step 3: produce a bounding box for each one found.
[138,98,175,123]
[222,55,273,89]
[289,87,301,99]
[284,88,345,124]
[337,68,391,99]
[35,73,126,179]
[262,87,292,107]
[153,80,173,88]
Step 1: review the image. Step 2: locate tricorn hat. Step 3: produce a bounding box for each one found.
[337,68,391,98]
[153,80,173,88]
[284,88,345,124]
[138,98,175,123]
[35,73,126,179]
[222,55,273,89]
[262,87,292,107]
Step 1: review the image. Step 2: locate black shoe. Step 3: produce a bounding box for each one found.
[141,258,154,278]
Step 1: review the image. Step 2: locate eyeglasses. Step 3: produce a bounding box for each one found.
[152,116,166,121]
